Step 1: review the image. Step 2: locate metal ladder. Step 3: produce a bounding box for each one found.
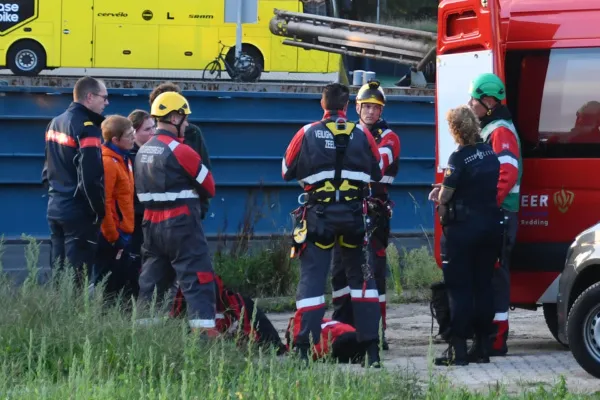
[268,8,437,87]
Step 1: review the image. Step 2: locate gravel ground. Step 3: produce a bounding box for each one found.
[266,304,600,395]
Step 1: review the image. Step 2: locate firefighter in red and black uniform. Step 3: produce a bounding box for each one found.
[330,81,401,350]
[42,76,108,284]
[282,83,383,368]
[134,91,218,336]
[468,73,522,357]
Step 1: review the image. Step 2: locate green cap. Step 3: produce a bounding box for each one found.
[468,73,506,101]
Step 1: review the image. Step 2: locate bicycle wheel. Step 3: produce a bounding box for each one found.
[202,60,222,80]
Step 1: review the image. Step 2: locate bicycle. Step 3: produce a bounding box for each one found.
[202,41,262,82]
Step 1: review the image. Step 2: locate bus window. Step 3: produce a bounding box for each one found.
[302,1,328,15]
[508,48,600,158]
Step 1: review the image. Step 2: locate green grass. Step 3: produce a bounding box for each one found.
[0,237,592,399]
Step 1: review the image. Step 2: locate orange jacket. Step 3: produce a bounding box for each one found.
[100,144,135,242]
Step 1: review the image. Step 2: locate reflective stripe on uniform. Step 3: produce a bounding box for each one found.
[321,320,340,329]
[332,286,351,299]
[299,170,371,185]
[196,165,209,184]
[189,319,216,329]
[297,295,326,310]
[379,147,393,170]
[498,154,519,169]
[137,189,199,202]
[350,289,378,300]
[493,312,508,321]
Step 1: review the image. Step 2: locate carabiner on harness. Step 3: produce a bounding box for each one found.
[297,192,308,205]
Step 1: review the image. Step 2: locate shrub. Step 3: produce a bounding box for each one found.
[212,190,300,298]
[387,243,442,299]
[214,235,300,298]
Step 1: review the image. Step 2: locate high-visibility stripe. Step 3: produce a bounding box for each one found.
[189,319,216,329]
[498,155,519,168]
[80,137,101,148]
[493,312,508,321]
[332,286,351,299]
[137,189,199,202]
[300,170,371,185]
[321,320,340,329]
[196,165,209,184]
[350,289,379,299]
[46,130,77,148]
[296,295,325,310]
[379,147,393,170]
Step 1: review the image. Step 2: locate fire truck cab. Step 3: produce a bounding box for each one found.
[436,0,600,377]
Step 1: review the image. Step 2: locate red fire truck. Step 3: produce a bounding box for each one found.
[435,0,600,376]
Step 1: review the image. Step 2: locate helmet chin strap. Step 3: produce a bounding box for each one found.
[477,98,499,116]
[160,115,186,137]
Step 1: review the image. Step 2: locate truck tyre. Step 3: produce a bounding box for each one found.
[7,40,46,76]
[566,282,600,378]
[543,303,569,348]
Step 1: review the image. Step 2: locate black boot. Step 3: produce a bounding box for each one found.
[434,337,469,366]
[294,346,310,368]
[467,334,490,364]
[381,331,389,351]
[364,341,381,368]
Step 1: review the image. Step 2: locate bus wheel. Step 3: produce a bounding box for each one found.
[7,40,46,76]
[567,282,600,378]
[542,303,568,348]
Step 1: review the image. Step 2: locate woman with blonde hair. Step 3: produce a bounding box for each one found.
[429,105,504,366]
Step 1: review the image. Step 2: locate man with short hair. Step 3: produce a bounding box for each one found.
[148,82,212,219]
[282,83,383,367]
[135,91,218,336]
[42,75,108,284]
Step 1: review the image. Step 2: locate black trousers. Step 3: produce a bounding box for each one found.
[48,217,100,285]
[93,235,140,300]
[441,220,503,340]
[130,212,144,274]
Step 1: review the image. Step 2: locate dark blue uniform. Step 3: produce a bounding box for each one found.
[438,142,503,362]
[42,102,105,282]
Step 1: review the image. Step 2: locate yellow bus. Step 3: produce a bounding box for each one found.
[0,0,340,77]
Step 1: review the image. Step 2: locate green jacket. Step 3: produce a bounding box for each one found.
[184,123,212,219]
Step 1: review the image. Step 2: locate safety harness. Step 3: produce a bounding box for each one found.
[289,117,376,295]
